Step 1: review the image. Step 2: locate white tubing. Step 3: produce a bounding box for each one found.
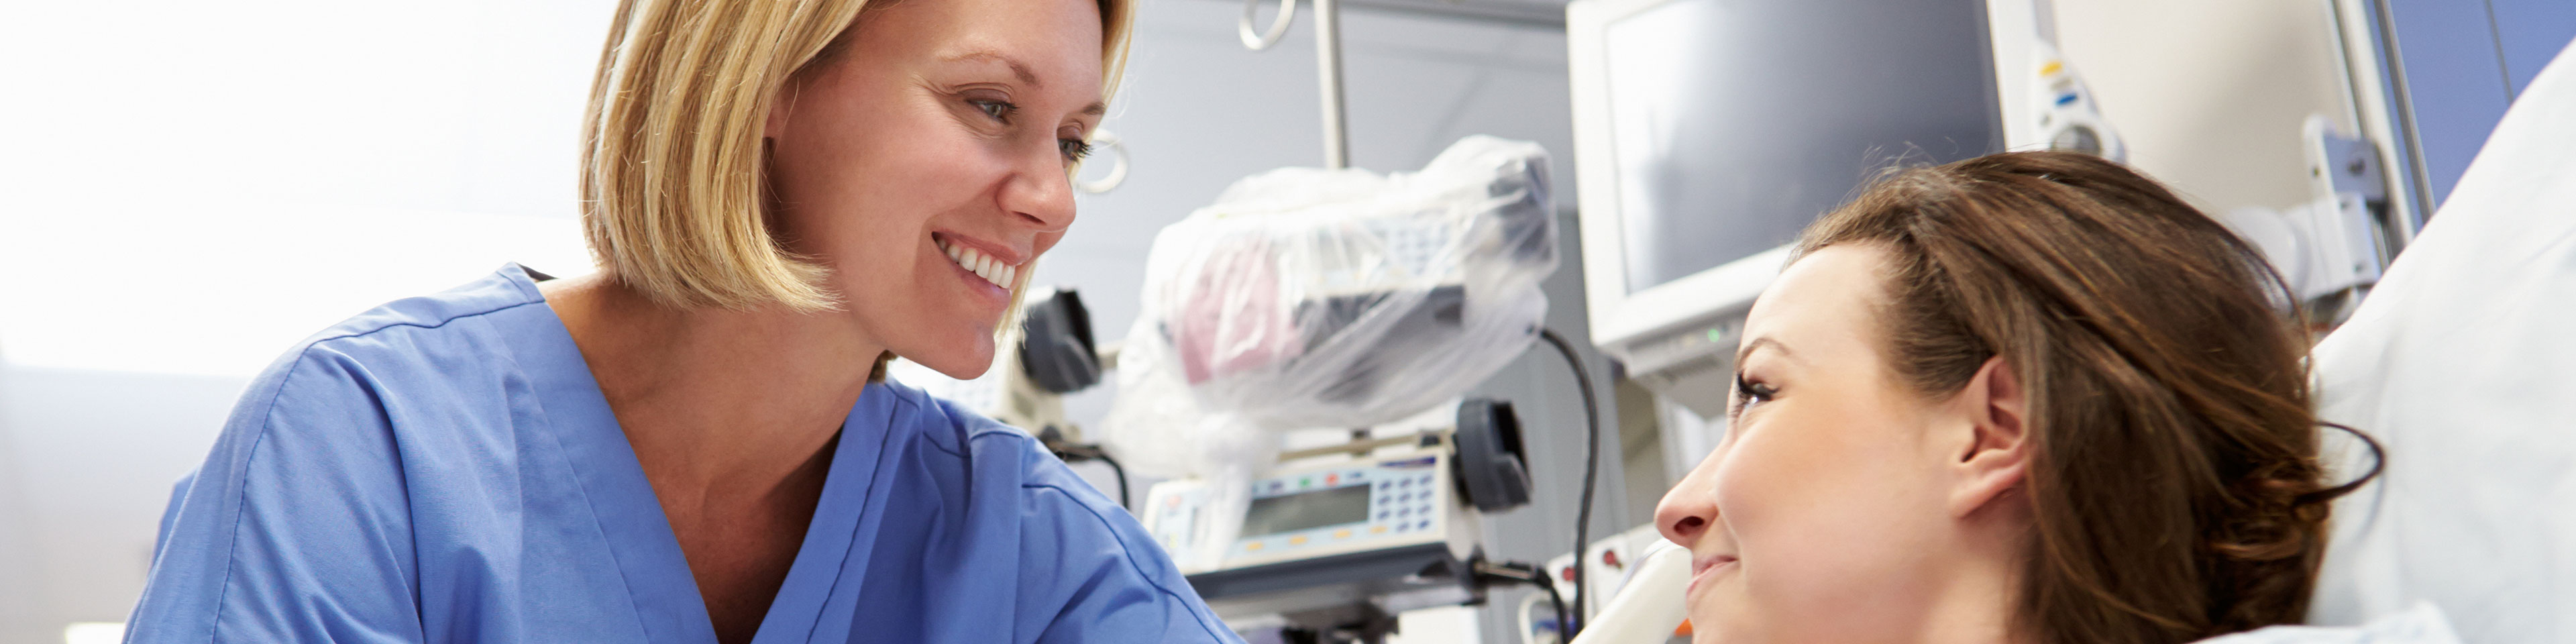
[1566,541,1692,644]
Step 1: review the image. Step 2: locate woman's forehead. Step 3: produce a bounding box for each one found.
[1741,244,1891,366]
[853,0,1107,97]
[862,0,1104,59]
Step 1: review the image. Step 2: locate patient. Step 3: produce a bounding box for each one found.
[1654,151,2377,644]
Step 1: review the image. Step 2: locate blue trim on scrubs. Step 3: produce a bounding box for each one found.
[127,265,1241,644]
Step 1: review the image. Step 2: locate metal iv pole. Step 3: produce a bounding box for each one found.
[1239,0,1350,169]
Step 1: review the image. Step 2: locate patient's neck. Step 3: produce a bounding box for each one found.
[1917,504,2037,644]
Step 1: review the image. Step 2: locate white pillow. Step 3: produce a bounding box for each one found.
[2209,603,2459,644]
[2305,40,2576,643]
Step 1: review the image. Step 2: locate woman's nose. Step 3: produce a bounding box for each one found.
[999,145,1076,233]
[1655,452,1724,547]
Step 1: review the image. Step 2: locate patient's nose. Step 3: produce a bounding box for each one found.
[1656,454,1722,547]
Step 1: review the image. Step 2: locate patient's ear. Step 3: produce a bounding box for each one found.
[1948,356,2030,518]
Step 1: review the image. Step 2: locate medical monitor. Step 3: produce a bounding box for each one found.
[1568,0,2051,415]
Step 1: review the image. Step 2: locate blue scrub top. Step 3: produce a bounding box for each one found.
[127,265,1240,644]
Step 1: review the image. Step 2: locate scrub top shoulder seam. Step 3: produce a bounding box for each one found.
[300,299,549,352]
[201,380,289,644]
[199,293,551,642]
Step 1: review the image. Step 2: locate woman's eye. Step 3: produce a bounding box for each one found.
[971,99,1016,123]
[1731,374,1776,416]
[1059,138,1095,162]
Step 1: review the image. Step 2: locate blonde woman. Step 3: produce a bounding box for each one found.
[125,0,1237,641]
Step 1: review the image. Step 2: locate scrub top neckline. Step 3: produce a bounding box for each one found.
[490,263,898,644]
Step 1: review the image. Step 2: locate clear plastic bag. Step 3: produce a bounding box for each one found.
[1102,136,1559,481]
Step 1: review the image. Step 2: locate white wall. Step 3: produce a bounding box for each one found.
[2052,0,2358,215]
[0,369,248,637]
[0,1,610,640]
[0,368,46,643]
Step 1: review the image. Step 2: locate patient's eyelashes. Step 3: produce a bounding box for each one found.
[1732,374,1777,417]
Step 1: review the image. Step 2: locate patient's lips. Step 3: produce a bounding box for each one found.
[1687,553,1740,596]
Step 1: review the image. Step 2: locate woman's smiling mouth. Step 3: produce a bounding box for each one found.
[936,235,1019,288]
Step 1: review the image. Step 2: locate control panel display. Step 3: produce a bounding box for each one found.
[1144,447,1465,574]
[1243,486,1372,537]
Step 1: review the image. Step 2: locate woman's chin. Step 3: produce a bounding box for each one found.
[900,339,998,381]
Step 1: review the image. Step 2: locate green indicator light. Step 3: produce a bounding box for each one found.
[1706,327,1723,343]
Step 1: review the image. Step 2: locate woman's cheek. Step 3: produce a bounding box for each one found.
[1707,427,1837,595]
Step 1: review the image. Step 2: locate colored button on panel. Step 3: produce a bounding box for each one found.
[1245,542,1265,551]
[1334,529,1352,539]
[1289,535,1309,545]
[1371,525,1389,534]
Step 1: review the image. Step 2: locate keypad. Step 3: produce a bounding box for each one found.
[1368,471,1438,537]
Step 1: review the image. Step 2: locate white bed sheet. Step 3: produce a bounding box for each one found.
[2305,40,2576,643]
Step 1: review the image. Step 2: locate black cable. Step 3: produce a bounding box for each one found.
[1040,429,1133,511]
[1095,450,1132,510]
[1534,570,1570,641]
[1536,327,1600,639]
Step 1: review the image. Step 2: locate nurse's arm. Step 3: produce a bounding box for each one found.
[125,345,427,643]
[1011,445,1244,644]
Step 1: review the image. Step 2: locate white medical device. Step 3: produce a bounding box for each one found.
[1562,540,1690,644]
[1566,0,2112,418]
[1139,398,1536,625]
[1144,440,1477,576]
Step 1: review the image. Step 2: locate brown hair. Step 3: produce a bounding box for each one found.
[1792,151,2376,643]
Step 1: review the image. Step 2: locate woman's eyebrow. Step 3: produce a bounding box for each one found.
[942,50,1041,87]
[942,50,1108,117]
[1737,336,1793,365]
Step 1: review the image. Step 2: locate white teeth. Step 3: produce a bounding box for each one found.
[938,237,1015,289]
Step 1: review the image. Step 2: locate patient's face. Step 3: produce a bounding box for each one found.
[1654,244,1968,643]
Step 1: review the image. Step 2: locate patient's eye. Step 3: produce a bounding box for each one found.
[1732,374,1776,417]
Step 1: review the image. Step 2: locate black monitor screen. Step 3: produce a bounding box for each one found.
[1607,0,2003,294]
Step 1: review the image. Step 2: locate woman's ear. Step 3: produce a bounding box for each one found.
[765,77,804,140]
[1949,356,2030,519]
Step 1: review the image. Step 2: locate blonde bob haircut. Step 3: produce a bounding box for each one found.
[580,0,1136,313]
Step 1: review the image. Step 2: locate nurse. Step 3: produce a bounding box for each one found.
[125,0,1236,641]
